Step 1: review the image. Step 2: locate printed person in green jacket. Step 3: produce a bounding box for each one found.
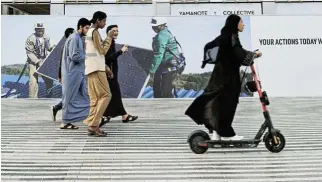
[150,17,185,98]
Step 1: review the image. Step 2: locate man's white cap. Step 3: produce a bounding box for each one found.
[150,17,167,26]
[34,22,45,29]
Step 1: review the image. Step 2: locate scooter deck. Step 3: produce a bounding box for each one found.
[199,139,261,148]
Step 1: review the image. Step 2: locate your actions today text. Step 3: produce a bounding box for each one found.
[259,38,322,46]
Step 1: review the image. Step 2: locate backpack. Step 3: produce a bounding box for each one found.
[165,37,186,75]
[163,29,186,75]
[201,43,220,69]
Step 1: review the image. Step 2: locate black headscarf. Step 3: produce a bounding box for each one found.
[220,14,241,36]
[203,14,242,61]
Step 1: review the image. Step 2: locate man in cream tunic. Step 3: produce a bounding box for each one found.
[83,11,114,137]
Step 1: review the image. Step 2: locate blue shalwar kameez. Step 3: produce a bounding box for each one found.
[61,32,89,124]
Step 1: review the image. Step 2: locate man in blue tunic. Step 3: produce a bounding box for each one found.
[60,18,91,129]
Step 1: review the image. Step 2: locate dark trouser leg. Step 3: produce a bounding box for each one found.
[52,100,62,122]
[153,68,163,98]
[214,90,238,137]
[160,71,176,98]
[54,100,63,111]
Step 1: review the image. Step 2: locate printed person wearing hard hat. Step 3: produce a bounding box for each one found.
[150,17,185,98]
[25,22,55,98]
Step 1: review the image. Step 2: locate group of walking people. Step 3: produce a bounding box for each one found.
[46,13,261,141]
[51,11,138,137]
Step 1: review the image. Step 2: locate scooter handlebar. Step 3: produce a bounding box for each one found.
[249,49,260,66]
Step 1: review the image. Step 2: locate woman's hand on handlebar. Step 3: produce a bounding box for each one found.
[255,50,262,58]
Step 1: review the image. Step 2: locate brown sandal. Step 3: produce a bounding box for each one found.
[87,129,107,137]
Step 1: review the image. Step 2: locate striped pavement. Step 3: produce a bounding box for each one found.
[1,97,322,181]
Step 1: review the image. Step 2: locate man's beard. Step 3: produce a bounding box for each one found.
[80,31,86,36]
[80,29,87,36]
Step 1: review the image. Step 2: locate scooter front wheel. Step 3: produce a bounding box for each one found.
[264,131,285,153]
[188,130,210,154]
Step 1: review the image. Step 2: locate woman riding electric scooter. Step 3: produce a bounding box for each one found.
[185,14,262,141]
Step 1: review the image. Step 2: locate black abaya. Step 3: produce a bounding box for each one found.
[103,40,127,118]
[185,17,256,137]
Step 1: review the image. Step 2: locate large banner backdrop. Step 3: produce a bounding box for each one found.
[250,16,322,97]
[1,15,322,98]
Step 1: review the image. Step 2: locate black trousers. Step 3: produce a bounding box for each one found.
[153,66,176,98]
[54,100,63,111]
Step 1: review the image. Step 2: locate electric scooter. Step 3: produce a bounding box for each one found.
[187,51,286,154]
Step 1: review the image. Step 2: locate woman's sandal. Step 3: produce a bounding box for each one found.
[122,115,138,123]
[60,123,79,129]
[99,116,111,128]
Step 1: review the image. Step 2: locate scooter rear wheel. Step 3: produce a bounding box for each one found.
[264,131,285,153]
[188,130,210,154]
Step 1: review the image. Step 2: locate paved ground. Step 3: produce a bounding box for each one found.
[1,98,322,182]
